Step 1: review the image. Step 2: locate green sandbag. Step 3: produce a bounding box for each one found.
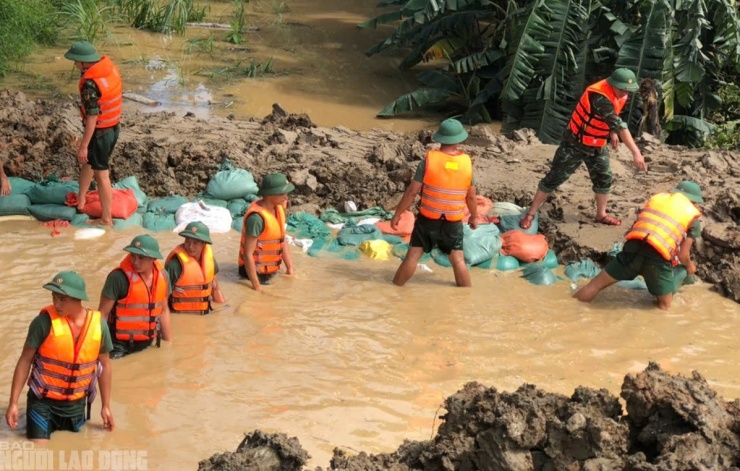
[307,236,360,260]
[391,243,432,263]
[319,207,393,225]
[205,166,258,200]
[522,264,557,285]
[244,194,260,203]
[287,212,332,239]
[463,223,501,266]
[541,249,559,269]
[112,176,148,207]
[337,224,384,246]
[382,234,404,245]
[28,204,77,221]
[565,259,601,281]
[9,177,36,195]
[147,196,188,214]
[143,212,177,232]
[232,217,243,233]
[496,255,520,271]
[476,254,497,270]
[0,194,31,216]
[70,213,90,227]
[431,248,451,267]
[113,212,143,230]
[616,278,647,290]
[193,197,228,208]
[26,178,79,205]
[227,199,249,219]
[497,212,539,235]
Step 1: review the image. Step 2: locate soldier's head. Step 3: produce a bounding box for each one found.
[607,68,639,98]
[433,118,468,149]
[123,234,163,274]
[178,221,212,258]
[64,41,101,71]
[258,173,295,206]
[43,271,89,315]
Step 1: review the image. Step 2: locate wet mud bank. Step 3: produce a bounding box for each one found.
[199,364,740,470]
[1,90,738,302]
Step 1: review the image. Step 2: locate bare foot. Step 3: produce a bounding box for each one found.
[76,195,86,212]
[0,175,10,196]
[87,218,113,226]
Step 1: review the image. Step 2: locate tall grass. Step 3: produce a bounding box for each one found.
[59,0,115,44]
[0,0,57,76]
[226,0,249,44]
[113,0,207,34]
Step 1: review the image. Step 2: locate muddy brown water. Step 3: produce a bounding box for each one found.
[0,220,739,469]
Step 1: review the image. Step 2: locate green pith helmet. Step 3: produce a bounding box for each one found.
[433,118,468,145]
[64,41,101,63]
[123,234,163,259]
[607,68,639,92]
[179,221,212,244]
[258,173,295,196]
[672,180,704,203]
[43,271,89,301]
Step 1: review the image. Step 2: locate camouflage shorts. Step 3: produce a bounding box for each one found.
[538,141,612,194]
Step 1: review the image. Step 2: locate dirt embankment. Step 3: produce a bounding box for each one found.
[1,90,738,302]
[198,364,740,470]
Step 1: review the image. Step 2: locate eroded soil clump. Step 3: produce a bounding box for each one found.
[199,364,740,470]
[1,90,739,302]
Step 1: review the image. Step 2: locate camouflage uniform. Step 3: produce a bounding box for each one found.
[81,79,120,171]
[538,94,628,195]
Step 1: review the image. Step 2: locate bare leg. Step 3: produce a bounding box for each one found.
[449,250,471,287]
[595,193,609,220]
[77,164,94,211]
[573,270,618,303]
[520,189,550,229]
[0,166,10,196]
[656,293,673,310]
[393,246,424,286]
[87,170,113,225]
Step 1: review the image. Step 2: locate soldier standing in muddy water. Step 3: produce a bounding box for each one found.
[64,41,123,226]
[0,161,10,196]
[519,68,648,230]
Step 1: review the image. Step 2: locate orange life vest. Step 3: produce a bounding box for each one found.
[419,149,472,222]
[238,201,286,275]
[567,79,628,147]
[114,255,168,343]
[78,56,123,129]
[625,192,701,262]
[166,244,215,315]
[28,306,101,404]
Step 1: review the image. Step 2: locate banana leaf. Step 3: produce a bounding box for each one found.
[377,87,454,116]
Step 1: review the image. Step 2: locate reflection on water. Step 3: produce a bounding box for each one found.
[0,220,739,468]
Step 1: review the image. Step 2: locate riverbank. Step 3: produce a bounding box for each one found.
[2,89,738,302]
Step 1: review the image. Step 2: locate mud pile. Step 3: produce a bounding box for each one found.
[198,364,740,470]
[1,90,738,302]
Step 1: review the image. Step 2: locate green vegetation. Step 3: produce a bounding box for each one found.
[0,0,57,76]
[705,83,740,150]
[360,0,740,147]
[197,57,275,81]
[112,0,207,34]
[60,0,114,44]
[226,0,249,44]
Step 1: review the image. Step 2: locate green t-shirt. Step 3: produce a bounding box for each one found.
[101,268,172,302]
[25,310,113,417]
[164,254,220,286]
[413,158,476,185]
[245,213,266,237]
[624,219,702,260]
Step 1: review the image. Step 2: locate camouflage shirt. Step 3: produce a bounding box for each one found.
[563,93,627,148]
[80,79,101,116]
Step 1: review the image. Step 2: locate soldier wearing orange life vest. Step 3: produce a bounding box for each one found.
[391,118,479,287]
[5,272,114,442]
[64,41,123,227]
[98,235,173,359]
[574,181,704,310]
[165,221,226,314]
[519,68,648,231]
[238,173,295,291]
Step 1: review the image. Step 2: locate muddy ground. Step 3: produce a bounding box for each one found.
[198,364,740,470]
[1,89,738,302]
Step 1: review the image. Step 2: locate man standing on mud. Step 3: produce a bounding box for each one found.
[519,68,648,230]
[64,41,123,226]
[0,162,10,196]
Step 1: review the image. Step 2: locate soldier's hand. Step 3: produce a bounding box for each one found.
[633,151,648,172]
[610,132,620,150]
[5,403,18,429]
[390,213,401,231]
[77,146,89,164]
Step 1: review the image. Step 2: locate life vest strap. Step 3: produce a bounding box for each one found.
[419,202,464,217]
[175,284,210,291]
[641,208,684,235]
[35,355,97,371]
[421,193,466,206]
[258,238,284,245]
[634,216,682,246]
[115,301,164,310]
[422,184,468,196]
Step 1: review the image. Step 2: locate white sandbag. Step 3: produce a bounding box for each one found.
[356,217,381,226]
[490,202,524,217]
[74,228,106,240]
[174,200,233,234]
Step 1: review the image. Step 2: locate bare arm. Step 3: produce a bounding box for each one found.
[465,185,478,229]
[391,181,422,230]
[78,115,98,164]
[98,353,114,431]
[5,346,36,429]
[243,236,262,291]
[98,296,116,322]
[282,241,294,275]
[159,303,172,341]
[678,237,696,274]
[617,128,647,171]
[211,275,226,303]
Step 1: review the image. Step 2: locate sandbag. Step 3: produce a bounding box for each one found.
[490,202,524,217]
[541,249,559,269]
[8,177,36,196]
[616,278,648,290]
[359,240,392,261]
[70,213,90,227]
[26,178,79,205]
[375,210,414,240]
[76,189,138,219]
[497,211,539,235]
[463,223,502,266]
[143,212,177,232]
[521,264,558,286]
[0,194,31,216]
[147,196,188,214]
[174,201,232,234]
[227,198,249,219]
[194,197,228,208]
[496,255,520,271]
[565,259,601,281]
[391,243,432,263]
[112,176,148,207]
[28,204,77,222]
[431,248,452,267]
[337,224,384,246]
[205,167,258,200]
[382,234,404,245]
[231,217,243,233]
[287,212,333,239]
[113,212,143,230]
[463,195,494,225]
[500,230,548,263]
[245,194,260,203]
